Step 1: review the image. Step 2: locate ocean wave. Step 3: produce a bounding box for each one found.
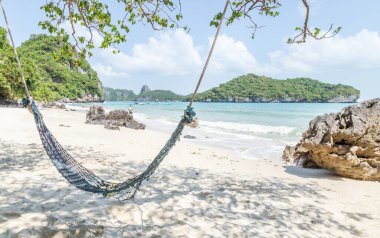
[197,126,260,140]
[133,112,149,121]
[141,115,296,136]
[199,120,296,135]
[155,117,178,126]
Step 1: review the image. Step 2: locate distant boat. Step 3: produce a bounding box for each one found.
[135,102,145,105]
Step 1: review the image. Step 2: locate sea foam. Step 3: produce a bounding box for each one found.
[199,120,296,135]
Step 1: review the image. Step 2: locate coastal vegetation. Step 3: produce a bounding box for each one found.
[138,90,184,101]
[104,75,360,103]
[103,87,136,101]
[0,29,103,103]
[194,74,360,103]
[104,87,184,101]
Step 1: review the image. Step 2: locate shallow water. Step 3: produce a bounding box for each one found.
[67,101,354,160]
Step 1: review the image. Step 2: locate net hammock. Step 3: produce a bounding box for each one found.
[31,100,194,200]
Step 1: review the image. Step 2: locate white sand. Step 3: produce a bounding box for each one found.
[0,107,379,237]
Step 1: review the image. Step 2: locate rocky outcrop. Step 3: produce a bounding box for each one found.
[86,106,145,130]
[327,95,359,103]
[283,98,380,181]
[86,106,106,125]
[140,85,151,94]
[0,98,18,107]
[103,87,136,101]
[58,94,104,103]
[104,122,120,130]
[105,110,146,130]
[42,102,66,109]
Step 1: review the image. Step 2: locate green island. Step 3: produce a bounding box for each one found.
[103,87,136,101]
[193,74,360,103]
[0,29,103,104]
[105,74,360,103]
[104,87,183,101]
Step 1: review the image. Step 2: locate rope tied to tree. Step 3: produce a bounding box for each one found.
[188,0,230,107]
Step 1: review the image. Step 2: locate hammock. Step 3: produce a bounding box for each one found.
[31,100,194,200]
[1,0,229,200]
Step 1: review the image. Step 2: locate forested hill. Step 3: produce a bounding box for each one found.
[194,74,360,103]
[138,90,184,101]
[0,28,103,103]
[103,87,136,101]
[104,87,184,101]
[105,74,360,103]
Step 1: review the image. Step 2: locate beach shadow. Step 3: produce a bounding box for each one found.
[0,140,372,237]
[283,165,343,180]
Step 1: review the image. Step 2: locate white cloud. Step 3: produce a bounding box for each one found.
[92,29,203,79]
[209,34,258,73]
[93,64,130,78]
[269,29,380,73]
[90,29,274,82]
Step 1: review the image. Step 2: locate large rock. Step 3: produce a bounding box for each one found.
[58,93,104,104]
[41,102,66,109]
[140,85,151,94]
[327,95,359,103]
[105,110,146,130]
[86,106,145,130]
[0,98,18,107]
[104,122,120,130]
[86,106,106,125]
[283,98,380,181]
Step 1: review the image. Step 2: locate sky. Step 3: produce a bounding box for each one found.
[1,0,379,100]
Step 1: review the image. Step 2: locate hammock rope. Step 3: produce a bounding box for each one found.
[1,0,230,200]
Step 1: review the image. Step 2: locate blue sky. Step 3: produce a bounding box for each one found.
[1,0,379,100]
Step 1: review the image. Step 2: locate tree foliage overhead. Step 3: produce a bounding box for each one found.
[0,28,103,102]
[195,74,360,103]
[40,0,341,57]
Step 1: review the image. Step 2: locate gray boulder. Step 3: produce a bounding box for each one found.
[140,85,151,94]
[86,106,145,130]
[41,102,66,109]
[104,122,120,131]
[283,98,380,181]
[105,110,145,130]
[86,106,106,125]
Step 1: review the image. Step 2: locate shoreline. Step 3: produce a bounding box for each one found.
[0,99,360,108]
[65,103,293,161]
[0,107,379,237]
[67,100,359,104]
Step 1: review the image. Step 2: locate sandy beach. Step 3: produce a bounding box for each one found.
[0,107,379,238]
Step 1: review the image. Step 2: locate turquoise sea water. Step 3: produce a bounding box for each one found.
[68,102,354,160]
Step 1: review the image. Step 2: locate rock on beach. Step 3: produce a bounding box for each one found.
[283,98,380,180]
